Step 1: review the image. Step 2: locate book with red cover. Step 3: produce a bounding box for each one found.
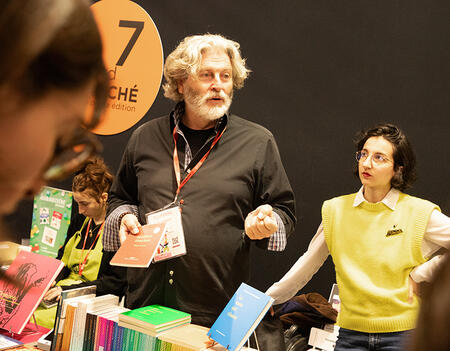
[0,250,64,334]
[109,223,167,267]
[0,321,51,344]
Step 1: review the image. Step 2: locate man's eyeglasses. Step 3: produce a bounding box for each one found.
[356,150,392,165]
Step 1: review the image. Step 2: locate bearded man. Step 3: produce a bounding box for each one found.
[102,34,296,347]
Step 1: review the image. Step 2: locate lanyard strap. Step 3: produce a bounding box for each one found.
[172,125,226,201]
[78,219,103,277]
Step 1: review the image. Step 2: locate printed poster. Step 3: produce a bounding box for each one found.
[29,186,73,258]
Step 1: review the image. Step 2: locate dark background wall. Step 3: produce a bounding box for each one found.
[7,0,449,298]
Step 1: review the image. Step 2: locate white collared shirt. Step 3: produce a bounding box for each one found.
[266,187,450,305]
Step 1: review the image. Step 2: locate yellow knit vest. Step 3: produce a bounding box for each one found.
[322,192,439,333]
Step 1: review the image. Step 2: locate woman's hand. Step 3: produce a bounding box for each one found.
[43,285,63,302]
[408,276,420,304]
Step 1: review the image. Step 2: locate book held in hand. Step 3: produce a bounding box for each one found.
[110,223,167,268]
[207,283,274,351]
[0,251,64,334]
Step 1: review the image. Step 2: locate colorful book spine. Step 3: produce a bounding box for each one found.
[110,326,117,351]
[128,329,136,350]
[60,304,76,351]
[116,325,124,351]
[122,327,129,351]
[83,313,93,351]
[93,315,102,351]
[106,319,115,351]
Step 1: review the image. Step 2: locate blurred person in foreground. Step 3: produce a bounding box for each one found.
[0,0,108,226]
[408,253,450,351]
[267,123,449,351]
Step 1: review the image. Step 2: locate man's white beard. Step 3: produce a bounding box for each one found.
[184,86,232,123]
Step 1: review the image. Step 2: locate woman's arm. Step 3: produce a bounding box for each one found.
[266,222,329,304]
[410,209,450,283]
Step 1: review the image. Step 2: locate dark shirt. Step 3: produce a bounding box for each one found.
[179,121,215,157]
[106,107,296,326]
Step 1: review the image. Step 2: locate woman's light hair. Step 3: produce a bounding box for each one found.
[163,34,250,102]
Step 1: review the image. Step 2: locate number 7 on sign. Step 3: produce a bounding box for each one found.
[116,20,144,66]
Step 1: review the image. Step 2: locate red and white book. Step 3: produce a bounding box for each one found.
[0,250,64,334]
[109,223,167,268]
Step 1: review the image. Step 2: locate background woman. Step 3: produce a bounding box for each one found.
[35,157,113,329]
[267,123,449,350]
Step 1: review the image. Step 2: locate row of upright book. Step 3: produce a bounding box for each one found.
[51,282,272,351]
[52,286,202,351]
[0,250,272,351]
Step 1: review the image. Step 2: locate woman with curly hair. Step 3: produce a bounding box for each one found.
[35,157,113,328]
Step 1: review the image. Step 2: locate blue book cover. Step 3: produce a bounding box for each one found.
[111,321,118,351]
[117,326,124,351]
[207,282,274,351]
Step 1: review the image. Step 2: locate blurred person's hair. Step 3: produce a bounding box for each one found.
[0,0,108,128]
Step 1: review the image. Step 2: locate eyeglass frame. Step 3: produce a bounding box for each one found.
[355,150,393,165]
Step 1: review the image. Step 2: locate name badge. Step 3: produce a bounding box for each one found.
[145,203,187,262]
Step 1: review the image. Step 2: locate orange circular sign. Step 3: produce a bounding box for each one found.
[90,0,163,135]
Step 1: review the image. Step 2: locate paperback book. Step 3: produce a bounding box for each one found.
[118,305,191,335]
[110,223,167,268]
[0,251,64,334]
[51,285,97,351]
[207,283,274,351]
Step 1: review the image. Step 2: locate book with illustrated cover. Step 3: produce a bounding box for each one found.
[0,251,64,334]
[118,305,191,335]
[0,322,50,346]
[29,186,73,258]
[207,283,274,351]
[110,223,167,268]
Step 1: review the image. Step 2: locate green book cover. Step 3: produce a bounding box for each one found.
[128,328,135,350]
[120,305,190,329]
[29,186,73,258]
[121,327,129,351]
[149,334,156,351]
[132,330,141,351]
[155,338,161,351]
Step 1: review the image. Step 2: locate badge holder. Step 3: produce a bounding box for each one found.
[145,201,187,262]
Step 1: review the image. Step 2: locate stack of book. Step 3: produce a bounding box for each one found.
[38,282,268,351]
[158,324,211,351]
[118,305,191,336]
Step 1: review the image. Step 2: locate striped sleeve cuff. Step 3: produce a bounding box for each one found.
[102,204,139,252]
[267,212,287,251]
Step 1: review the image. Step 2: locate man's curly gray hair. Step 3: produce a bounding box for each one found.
[163,34,250,102]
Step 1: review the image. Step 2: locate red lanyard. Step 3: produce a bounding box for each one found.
[172,125,226,201]
[78,219,103,277]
